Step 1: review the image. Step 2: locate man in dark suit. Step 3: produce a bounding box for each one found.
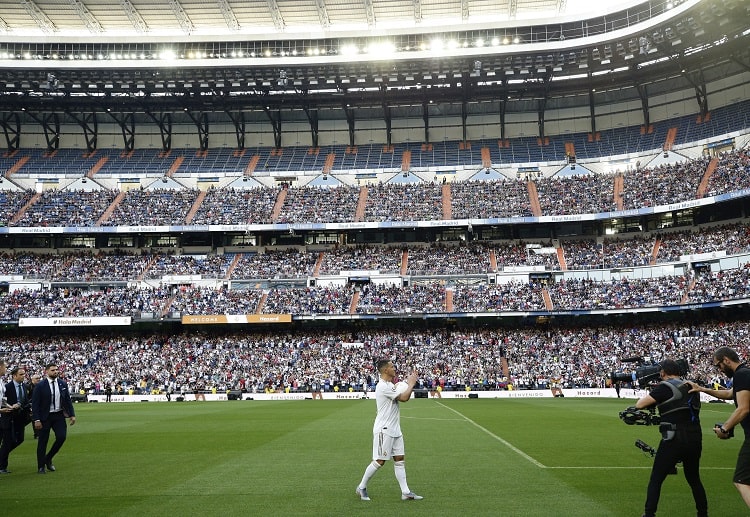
[0,367,31,473]
[0,359,17,462]
[31,363,76,474]
[29,373,42,439]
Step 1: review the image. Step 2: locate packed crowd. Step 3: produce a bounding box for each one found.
[143,253,230,279]
[276,184,360,224]
[191,186,278,225]
[103,188,200,227]
[170,286,263,316]
[622,157,710,209]
[686,264,750,303]
[262,285,353,315]
[318,245,402,275]
[0,190,33,225]
[563,236,655,270]
[2,261,750,319]
[451,281,546,312]
[356,283,446,314]
[14,189,118,227]
[705,148,750,197]
[450,179,533,219]
[363,182,444,222]
[0,221,748,283]
[230,249,318,279]
[535,173,618,215]
[656,223,750,263]
[0,148,748,227]
[405,243,491,275]
[0,320,745,396]
[547,276,689,309]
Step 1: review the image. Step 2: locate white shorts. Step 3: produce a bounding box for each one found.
[372,431,405,460]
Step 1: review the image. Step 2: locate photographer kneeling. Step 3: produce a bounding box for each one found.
[634,359,708,517]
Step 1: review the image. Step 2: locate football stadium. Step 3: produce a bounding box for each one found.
[0,0,749,515]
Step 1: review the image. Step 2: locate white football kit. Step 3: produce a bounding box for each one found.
[371,377,405,460]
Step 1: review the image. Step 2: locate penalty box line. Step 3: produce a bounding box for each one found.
[436,401,546,468]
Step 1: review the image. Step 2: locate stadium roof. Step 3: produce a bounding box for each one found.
[0,0,747,150]
[0,0,632,41]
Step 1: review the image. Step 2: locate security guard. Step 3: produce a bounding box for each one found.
[634,359,708,517]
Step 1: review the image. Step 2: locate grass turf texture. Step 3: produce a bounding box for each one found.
[2,397,747,516]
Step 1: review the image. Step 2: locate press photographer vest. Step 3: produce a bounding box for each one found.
[657,378,700,424]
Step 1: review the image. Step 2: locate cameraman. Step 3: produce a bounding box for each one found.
[688,346,750,509]
[634,359,707,517]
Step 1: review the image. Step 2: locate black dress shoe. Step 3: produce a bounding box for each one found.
[37,468,46,474]
[0,469,11,474]
[45,463,56,472]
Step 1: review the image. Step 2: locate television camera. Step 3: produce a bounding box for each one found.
[619,406,660,426]
[610,357,689,389]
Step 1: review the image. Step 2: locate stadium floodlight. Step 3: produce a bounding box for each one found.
[160,49,177,61]
[340,44,358,56]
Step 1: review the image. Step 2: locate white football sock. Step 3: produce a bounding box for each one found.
[394,460,410,493]
[359,461,381,488]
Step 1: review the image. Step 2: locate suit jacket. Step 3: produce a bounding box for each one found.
[31,378,75,423]
[3,380,32,426]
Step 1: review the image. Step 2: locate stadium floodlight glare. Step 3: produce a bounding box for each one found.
[368,42,395,56]
[475,38,485,47]
[430,38,444,51]
[160,49,177,61]
[340,44,358,56]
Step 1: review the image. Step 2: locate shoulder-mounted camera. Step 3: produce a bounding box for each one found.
[610,357,689,389]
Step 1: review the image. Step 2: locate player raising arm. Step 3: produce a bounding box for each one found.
[355,359,422,502]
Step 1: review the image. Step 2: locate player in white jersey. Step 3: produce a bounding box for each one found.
[355,359,423,501]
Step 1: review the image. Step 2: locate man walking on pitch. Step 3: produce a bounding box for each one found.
[688,346,750,508]
[635,359,707,517]
[356,359,422,501]
[32,363,76,474]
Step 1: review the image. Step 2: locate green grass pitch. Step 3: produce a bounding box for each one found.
[2,397,747,516]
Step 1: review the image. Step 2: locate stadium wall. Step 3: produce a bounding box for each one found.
[78,390,735,403]
[85,388,628,402]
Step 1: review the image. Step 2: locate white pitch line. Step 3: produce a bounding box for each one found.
[402,416,465,421]
[436,401,547,468]
[545,466,733,470]
[435,402,735,471]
